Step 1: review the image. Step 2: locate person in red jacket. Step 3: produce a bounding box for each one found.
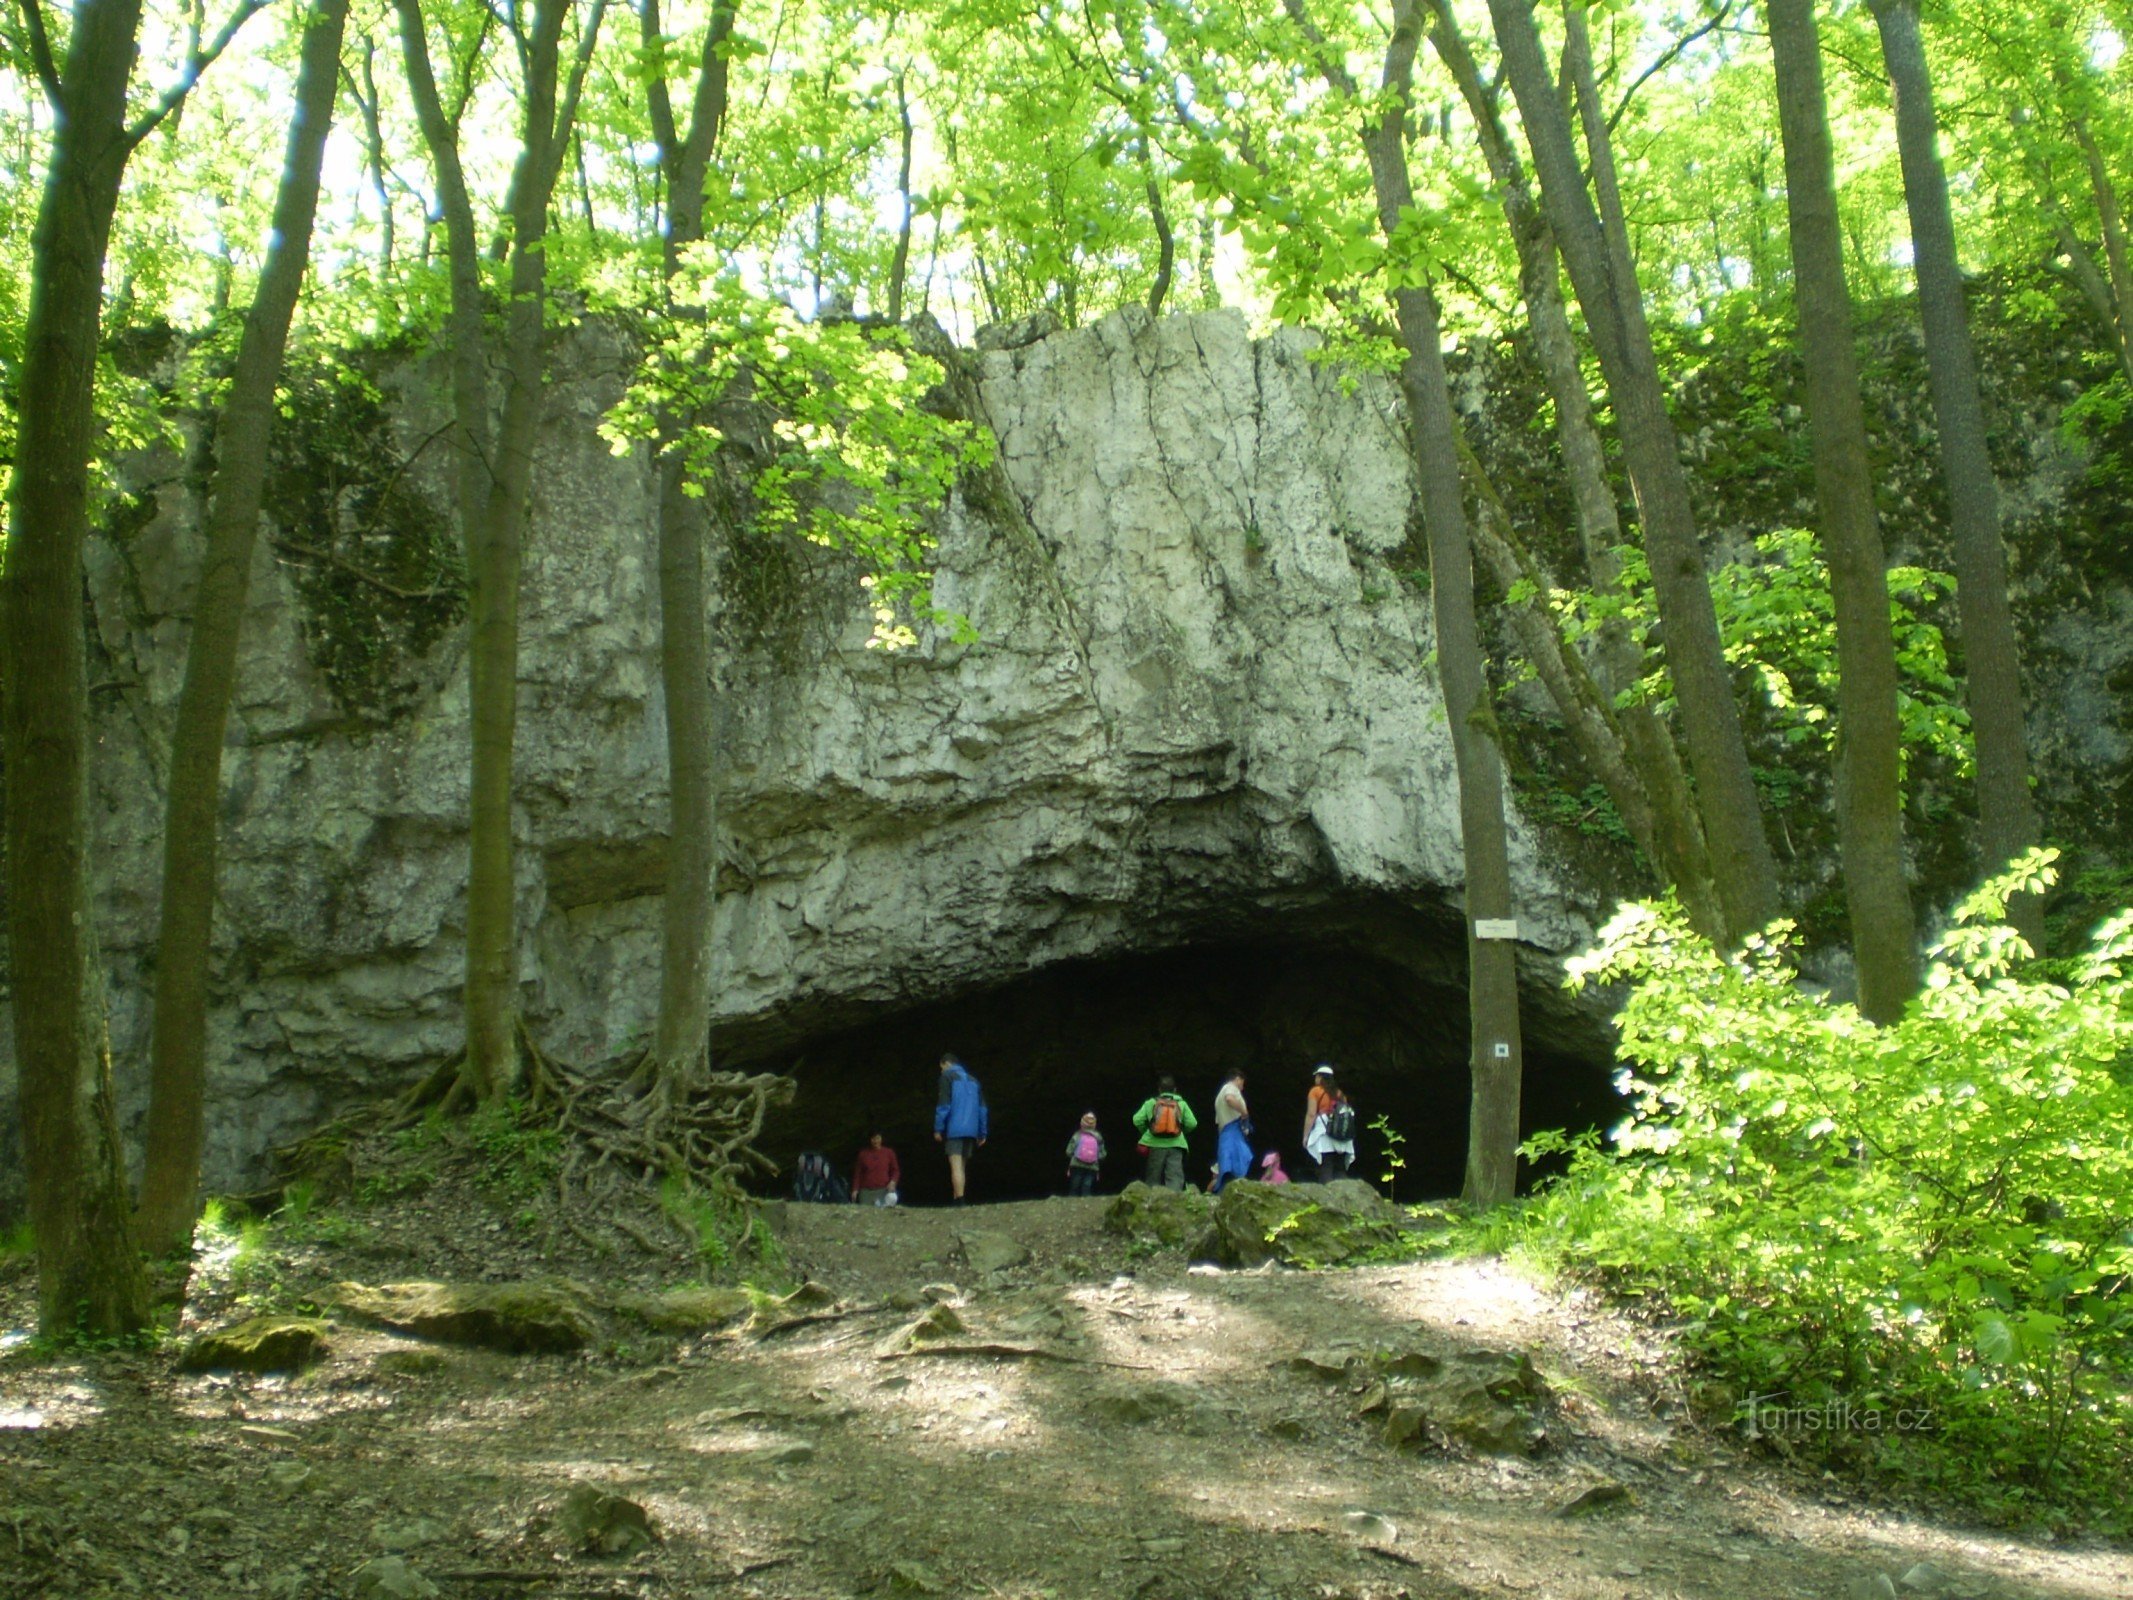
[852,1132,901,1206]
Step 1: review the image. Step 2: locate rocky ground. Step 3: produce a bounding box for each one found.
[2,1177,2129,1600]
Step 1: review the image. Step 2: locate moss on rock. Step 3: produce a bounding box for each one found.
[333,1278,597,1353]
[178,1315,332,1373]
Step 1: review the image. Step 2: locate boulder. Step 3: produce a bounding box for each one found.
[1209,1179,1404,1267]
[612,1286,755,1334]
[1102,1182,1211,1251]
[1382,1347,1551,1457]
[556,1486,656,1557]
[333,1279,597,1353]
[178,1315,331,1374]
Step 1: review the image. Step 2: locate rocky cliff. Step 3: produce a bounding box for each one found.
[1,308,1615,1204]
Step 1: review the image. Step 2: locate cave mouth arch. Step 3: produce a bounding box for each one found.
[741,902,1621,1208]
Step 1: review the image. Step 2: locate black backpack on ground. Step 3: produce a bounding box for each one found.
[793,1150,849,1203]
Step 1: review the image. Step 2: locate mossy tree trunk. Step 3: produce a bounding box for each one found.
[643,0,737,1084]
[5,0,156,1336]
[138,0,352,1256]
[1767,0,1918,1021]
[1287,0,1525,1205]
[1872,0,2044,950]
[1486,0,1781,945]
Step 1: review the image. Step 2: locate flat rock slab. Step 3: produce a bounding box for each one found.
[179,1316,331,1373]
[333,1280,597,1353]
[613,1286,755,1333]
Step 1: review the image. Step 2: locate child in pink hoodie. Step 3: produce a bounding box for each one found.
[1258,1151,1290,1185]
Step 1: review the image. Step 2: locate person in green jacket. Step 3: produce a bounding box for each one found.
[1132,1075,1198,1190]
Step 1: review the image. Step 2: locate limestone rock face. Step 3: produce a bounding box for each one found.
[1,309,1608,1202]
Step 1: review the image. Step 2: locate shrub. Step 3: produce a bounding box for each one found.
[1516,853,2133,1529]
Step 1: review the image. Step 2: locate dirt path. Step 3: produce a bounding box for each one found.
[2,1196,2127,1600]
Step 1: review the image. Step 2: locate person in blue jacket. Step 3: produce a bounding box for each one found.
[932,1052,989,1204]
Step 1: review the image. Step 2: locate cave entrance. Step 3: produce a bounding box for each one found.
[743,914,1620,1208]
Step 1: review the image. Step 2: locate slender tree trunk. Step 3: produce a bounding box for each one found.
[1487,0,1781,943]
[1767,0,1917,1019]
[1427,0,1723,942]
[136,0,351,1254]
[2072,115,2133,375]
[400,0,604,1099]
[351,40,396,271]
[1287,0,1524,1203]
[1142,139,1174,317]
[887,66,913,322]
[5,0,152,1337]
[1872,0,2044,947]
[644,0,736,1078]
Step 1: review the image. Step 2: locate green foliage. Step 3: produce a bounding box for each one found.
[1368,1113,1407,1203]
[1511,853,2133,1528]
[600,269,991,649]
[660,1176,790,1287]
[1587,530,1969,793]
[0,1221,35,1262]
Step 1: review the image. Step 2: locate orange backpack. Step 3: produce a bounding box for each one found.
[1150,1096,1182,1137]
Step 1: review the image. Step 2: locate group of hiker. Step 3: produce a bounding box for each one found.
[1112,1064,1358,1196]
[795,1053,1361,1205]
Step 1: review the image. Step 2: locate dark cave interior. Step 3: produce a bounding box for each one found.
[742,909,1622,1209]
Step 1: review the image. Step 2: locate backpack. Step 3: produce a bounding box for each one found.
[1323,1100,1356,1142]
[1150,1096,1182,1138]
[1072,1130,1102,1166]
[793,1151,848,1204]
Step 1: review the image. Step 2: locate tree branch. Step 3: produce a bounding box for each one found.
[126,0,270,147]
[16,0,60,109]
[1607,0,1739,134]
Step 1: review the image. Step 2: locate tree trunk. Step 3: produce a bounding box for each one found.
[5,0,153,1336]
[1487,0,1781,943]
[1287,0,1524,1203]
[645,0,737,1078]
[1767,0,1917,1020]
[1427,0,1723,942]
[400,0,604,1098]
[137,0,351,1253]
[1872,0,2044,947]
[887,67,913,323]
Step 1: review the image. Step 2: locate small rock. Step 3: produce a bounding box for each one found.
[1556,1482,1634,1518]
[1376,1350,1444,1380]
[1382,1402,1437,1450]
[1900,1565,1949,1594]
[1847,1576,1899,1600]
[919,1283,960,1303]
[1137,1536,1187,1557]
[556,1485,656,1557]
[1339,1510,1398,1544]
[765,1442,816,1465]
[179,1317,330,1374]
[957,1230,1029,1276]
[1614,1563,1643,1578]
[372,1517,446,1553]
[1281,1350,1355,1381]
[351,1556,440,1600]
[265,1461,316,1492]
[883,1288,924,1312]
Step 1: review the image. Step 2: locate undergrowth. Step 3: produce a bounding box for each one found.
[1475,852,2133,1533]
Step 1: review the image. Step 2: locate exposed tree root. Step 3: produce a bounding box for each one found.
[269,1025,795,1264]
